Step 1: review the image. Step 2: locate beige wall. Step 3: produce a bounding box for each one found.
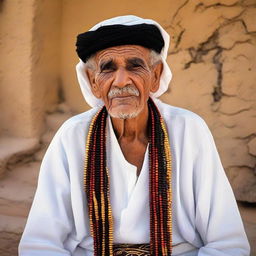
[60,0,256,202]
[0,0,61,138]
[159,0,256,202]
[32,0,62,114]
[0,0,35,137]
[0,0,255,201]
[61,0,178,112]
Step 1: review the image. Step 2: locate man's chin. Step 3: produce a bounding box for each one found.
[109,109,141,120]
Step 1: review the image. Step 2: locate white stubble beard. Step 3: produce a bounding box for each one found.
[107,85,143,119]
[109,109,142,119]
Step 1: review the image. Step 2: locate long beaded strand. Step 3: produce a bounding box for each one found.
[148,98,172,255]
[84,98,172,255]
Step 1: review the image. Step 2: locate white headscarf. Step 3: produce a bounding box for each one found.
[76,15,172,108]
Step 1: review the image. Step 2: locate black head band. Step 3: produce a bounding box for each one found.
[76,24,164,63]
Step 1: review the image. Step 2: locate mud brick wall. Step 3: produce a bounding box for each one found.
[160,0,256,202]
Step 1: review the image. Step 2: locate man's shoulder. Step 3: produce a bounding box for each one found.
[156,99,213,147]
[56,107,100,135]
[156,99,207,126]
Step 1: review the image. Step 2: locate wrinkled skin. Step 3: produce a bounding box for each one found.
[86,45,163,174]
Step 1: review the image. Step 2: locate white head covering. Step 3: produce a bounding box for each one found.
[76,15,172,108]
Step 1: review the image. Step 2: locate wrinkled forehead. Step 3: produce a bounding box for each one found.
[94,45,151,65]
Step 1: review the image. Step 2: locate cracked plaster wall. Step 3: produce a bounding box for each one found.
[1,0,255,202]
[160,0,256,202]
[61,0,256,202]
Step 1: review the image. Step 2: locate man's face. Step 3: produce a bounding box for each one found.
[87,45,161,119]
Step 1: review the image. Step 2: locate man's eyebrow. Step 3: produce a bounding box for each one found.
[126,57,147,67]
[99,60,116,70]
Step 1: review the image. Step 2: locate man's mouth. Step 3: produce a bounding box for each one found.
[111,94,137,99]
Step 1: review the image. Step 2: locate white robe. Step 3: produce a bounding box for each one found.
[19,99,250,256]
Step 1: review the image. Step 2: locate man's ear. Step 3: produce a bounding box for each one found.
[150,61,163,93]
[86,68,101,98]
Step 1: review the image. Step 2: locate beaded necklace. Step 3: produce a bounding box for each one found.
[84,98,172,255]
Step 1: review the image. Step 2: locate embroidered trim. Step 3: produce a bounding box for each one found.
[113,243,150,255]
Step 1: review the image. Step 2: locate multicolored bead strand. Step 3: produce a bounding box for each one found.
[148,98,172,255]
[84,97,172,255]
[84,107,113,255]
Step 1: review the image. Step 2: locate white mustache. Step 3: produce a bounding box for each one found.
[108,85,139,99]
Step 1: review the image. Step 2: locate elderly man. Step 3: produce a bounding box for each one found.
[19,15,250,256]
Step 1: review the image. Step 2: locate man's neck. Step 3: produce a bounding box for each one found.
[110,105,149,175]
[110,105,149,143]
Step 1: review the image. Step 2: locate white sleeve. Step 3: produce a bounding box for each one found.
[194,122,250,256]
[19,129,73,256]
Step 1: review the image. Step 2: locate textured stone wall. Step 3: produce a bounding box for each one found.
[160,0,256,202]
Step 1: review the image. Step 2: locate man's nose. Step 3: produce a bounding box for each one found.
[112,68,131,87]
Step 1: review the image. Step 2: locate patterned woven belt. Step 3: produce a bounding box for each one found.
[113,243,150,256]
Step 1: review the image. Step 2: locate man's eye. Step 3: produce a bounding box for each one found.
[100,62,116,73]
[100,68,109,73]
[132,64,141,68]
[101,68,113,72]
[128,63,142,69]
